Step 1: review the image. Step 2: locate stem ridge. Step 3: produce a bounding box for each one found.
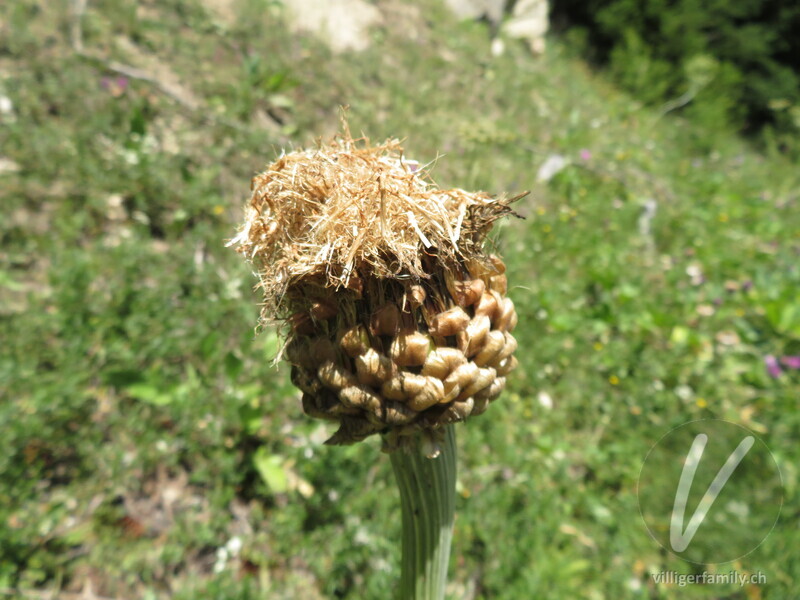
[390,426,457,600]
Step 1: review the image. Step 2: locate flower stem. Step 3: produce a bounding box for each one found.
[390,426,457,600]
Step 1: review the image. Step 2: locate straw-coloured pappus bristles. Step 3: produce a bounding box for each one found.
[229,135,520,320]
[230,132,524,453]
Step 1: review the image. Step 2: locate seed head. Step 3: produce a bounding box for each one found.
[230,132,524,451]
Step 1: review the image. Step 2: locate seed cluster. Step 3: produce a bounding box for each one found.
[285,257,518,448]
[230,134,523,452]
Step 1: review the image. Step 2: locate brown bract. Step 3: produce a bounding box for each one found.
[228,134,519,321]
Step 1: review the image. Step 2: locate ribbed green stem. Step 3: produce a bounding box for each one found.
[390,426,457,600]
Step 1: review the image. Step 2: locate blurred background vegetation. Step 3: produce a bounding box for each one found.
[551,0,800,152]
[1,0,798,598]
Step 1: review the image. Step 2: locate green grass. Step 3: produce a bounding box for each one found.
[1,0,799,598]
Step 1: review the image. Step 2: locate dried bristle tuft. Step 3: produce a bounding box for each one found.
[229,134,519,319]
[230,132,524,448]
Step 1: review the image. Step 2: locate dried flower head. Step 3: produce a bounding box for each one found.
[230,132,523,452]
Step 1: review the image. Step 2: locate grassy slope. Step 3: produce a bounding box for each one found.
[1,0,799,598]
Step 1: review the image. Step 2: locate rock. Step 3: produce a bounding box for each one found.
[0,157,20,175]
[283,0,382,53]
[442,0,505,25]
[503,0,549,54]
[280,0,548,55]
[536,154,568,183]
[0,95,13,116]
